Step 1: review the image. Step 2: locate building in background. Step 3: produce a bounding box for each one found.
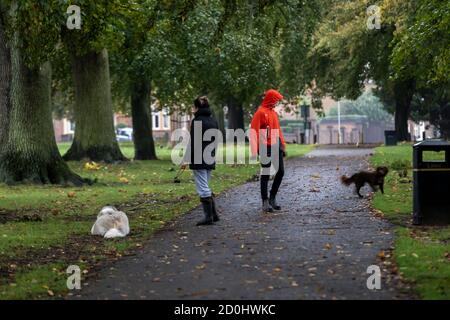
[53,106,191,144]
[53,118,75,143]
[275,96,336,145]
[409,120,439,142]
[317,115,394,144]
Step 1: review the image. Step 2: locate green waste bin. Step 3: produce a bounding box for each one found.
[413,140,450,225]
[385,131,398,146]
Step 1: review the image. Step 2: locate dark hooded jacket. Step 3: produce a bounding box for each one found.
[185,108,219,170]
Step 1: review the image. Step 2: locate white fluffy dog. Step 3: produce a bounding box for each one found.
[91,206,130,239]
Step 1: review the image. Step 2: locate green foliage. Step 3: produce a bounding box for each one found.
[61,0,128,55]
[390,159,411,171]
[389,0,450,87]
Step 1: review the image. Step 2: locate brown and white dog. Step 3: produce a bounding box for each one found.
[341,167,389,198]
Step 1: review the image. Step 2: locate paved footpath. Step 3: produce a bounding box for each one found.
[73,148,407,300]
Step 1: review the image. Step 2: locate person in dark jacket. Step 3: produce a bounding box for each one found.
[182,96,220,226]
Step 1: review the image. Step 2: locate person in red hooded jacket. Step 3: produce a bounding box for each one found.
[250,89,286,213]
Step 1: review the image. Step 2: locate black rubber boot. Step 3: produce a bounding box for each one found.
[211,196,220,222]
[197,197,214,226]
[269,195,281,211]
[262,199,274,213]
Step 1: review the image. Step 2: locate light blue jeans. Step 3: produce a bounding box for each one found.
[193,170,212,198]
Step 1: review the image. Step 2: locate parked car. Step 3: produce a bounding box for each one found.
[116,128,133,142]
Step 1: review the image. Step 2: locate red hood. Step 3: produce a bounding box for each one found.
[261,89,284,109]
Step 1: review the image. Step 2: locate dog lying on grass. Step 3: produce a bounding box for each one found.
[341,167,389,198]
[91,206,130,239]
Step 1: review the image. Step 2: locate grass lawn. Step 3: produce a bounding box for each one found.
[371,144,450,300]
[0,143,313,299]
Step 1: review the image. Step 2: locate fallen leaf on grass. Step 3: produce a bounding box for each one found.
[119,177,129,184]
[84,162,102,171]
[378,251,386,260]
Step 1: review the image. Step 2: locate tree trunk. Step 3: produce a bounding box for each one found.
[0,28,84,185]
[227,97,245,130]
[0,14,11,149]
[394,80,415,142]
[130,78,157,160]
[436,100,450,140]
[64,49,126,162]
[215,105,226,140]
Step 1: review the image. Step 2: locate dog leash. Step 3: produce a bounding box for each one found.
[173,166,187,183]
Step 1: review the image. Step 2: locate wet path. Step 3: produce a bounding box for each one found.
[73,148,404,300]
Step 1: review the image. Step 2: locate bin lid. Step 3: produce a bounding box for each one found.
[413,139,450,149]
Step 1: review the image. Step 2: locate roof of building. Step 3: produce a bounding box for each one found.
[318,115,369,124]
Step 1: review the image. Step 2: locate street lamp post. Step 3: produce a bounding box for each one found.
[338,101,342,144]
[301,104,310,145]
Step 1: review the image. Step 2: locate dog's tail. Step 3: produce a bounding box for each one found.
[104,228,125,239]
[341,175,353,186]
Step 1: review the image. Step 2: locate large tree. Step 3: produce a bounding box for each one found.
[308,0,417,141]
[0,2,84,185]
[61,1,126,162]
[388,0,450,138]
[180,1,282,130]
[110,0,198,160]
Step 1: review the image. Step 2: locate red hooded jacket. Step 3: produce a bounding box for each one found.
[250,89,286,156]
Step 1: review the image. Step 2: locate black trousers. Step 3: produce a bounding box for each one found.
[260,145,285,201]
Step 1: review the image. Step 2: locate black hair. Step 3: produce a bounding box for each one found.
[194,96,210,109]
